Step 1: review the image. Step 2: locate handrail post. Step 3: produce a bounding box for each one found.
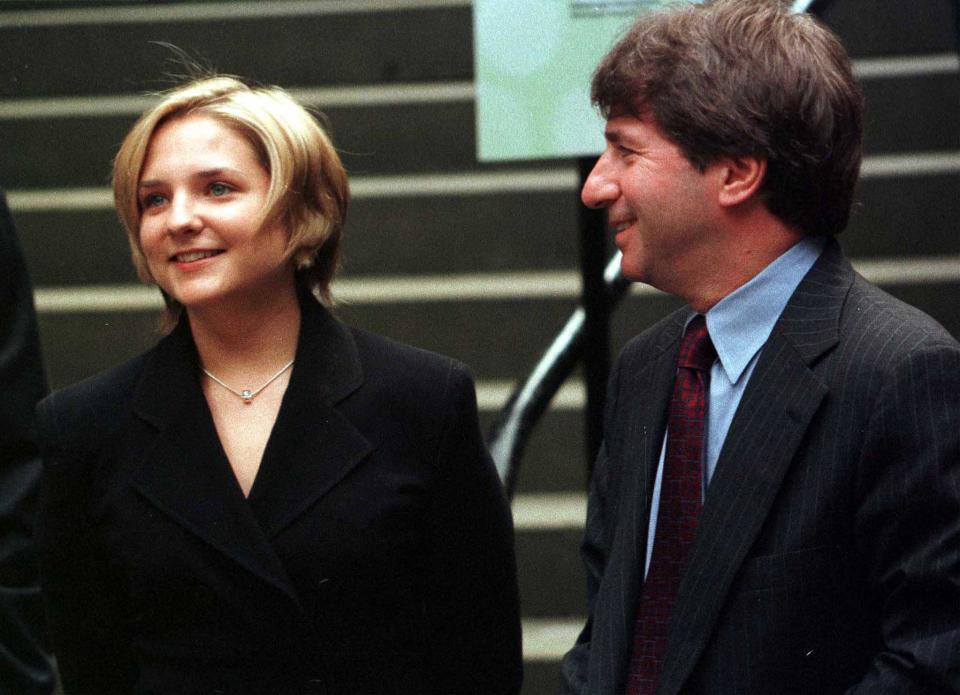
[954,0,960,63]
[577,156,609,477]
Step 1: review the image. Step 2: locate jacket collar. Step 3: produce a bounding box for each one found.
[133,291,364,426]
[127,293,371,606]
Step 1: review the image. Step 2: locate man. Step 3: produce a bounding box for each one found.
[0,191,54,693]
[561,2,960,694]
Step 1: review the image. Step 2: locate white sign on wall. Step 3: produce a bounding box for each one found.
[473,1,689,162]
[474,0,810,162]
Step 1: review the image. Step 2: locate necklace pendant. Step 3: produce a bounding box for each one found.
[202,358,293,405]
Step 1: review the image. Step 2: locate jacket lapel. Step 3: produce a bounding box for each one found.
[600,311,688,694]
[657,241,853,694]
[127,318,301,606]
[246,296,373,539]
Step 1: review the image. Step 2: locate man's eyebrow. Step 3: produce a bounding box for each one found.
[604,129,623,143]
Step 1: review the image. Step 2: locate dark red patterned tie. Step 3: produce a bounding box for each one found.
[625,315,715,695]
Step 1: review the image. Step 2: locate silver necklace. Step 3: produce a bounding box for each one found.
[202,359,295,404]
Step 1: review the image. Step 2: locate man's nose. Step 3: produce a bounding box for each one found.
[581,159,619,209]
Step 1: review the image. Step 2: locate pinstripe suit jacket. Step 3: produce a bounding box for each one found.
[561,240,960,694]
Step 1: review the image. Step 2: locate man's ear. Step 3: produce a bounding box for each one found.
[716,156,766,207]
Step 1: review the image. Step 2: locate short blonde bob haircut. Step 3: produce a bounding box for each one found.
[113,75,349,319]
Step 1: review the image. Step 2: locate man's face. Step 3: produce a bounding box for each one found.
[582,113,718,299]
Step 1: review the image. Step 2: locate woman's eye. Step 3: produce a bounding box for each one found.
[209,183,232,197]
[142,193,166,208]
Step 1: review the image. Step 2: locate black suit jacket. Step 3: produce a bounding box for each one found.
[36,295,522,694]
[562,241,960,694]
[0,191,55,694]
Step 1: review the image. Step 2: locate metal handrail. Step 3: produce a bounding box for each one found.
[487,253,630,497]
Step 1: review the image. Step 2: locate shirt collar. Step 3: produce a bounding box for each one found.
[704,236,826,385]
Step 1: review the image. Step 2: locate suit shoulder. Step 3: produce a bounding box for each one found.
[842,275,959,355]
[37,351,149,452]
[350,327,473,391]
[346,328,478,435]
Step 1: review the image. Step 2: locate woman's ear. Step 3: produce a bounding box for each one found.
[716,156,766,208]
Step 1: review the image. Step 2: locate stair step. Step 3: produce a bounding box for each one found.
[32,276,960,389]
[3,68,957,188]
[9,171,960,289]
[0,3,473,99]
[818,0,959,57]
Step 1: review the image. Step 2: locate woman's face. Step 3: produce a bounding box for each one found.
[137,114,293,314]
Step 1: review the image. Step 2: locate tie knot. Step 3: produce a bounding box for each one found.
[677,315,715,371]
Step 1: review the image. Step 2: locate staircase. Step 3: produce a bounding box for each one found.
[1,1,957,692]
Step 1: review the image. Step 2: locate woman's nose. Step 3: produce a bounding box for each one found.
[166,195,202,234]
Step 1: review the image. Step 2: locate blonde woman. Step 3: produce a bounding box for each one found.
[36,76,522,694]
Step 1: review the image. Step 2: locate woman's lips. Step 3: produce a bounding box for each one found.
[171,249,223,263]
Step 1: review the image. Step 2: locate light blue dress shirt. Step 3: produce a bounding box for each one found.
[643,236,826,575]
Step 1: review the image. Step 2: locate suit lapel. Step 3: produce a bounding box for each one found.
[599,311,688,694]
[618,314,688,561]
[246,296,373,539]
[127,318,301,606]
[657,241,853,694]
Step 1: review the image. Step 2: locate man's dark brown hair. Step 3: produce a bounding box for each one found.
[592,0,863,236]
